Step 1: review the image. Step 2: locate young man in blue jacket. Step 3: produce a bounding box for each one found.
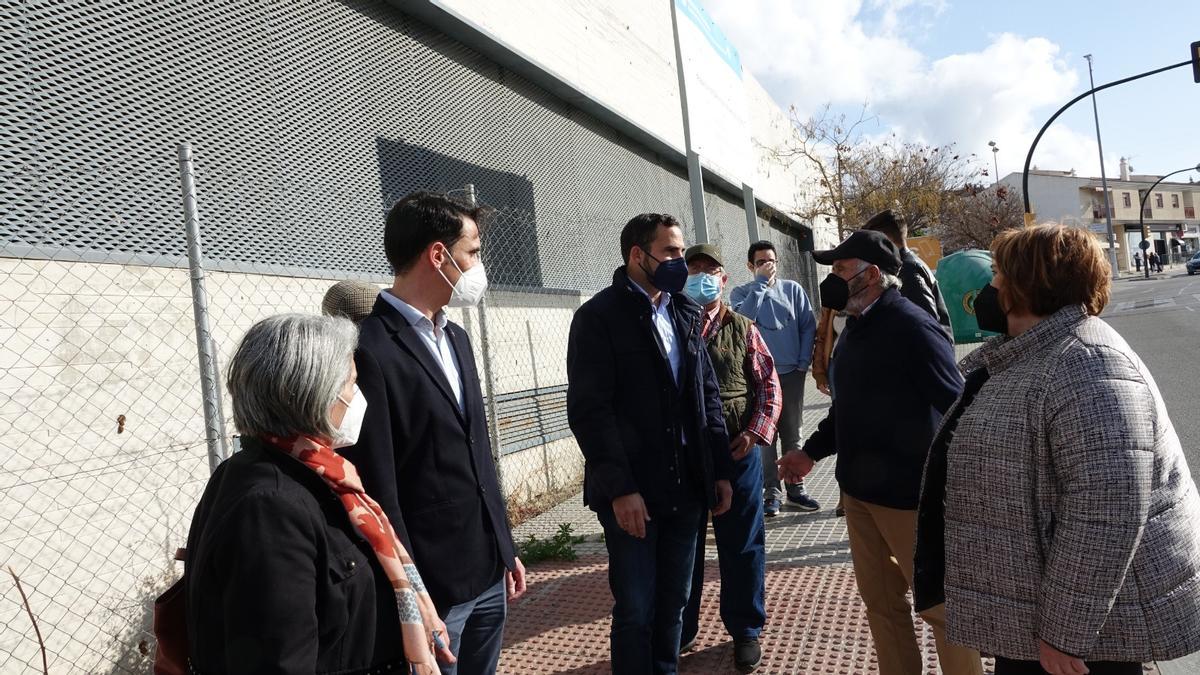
[730,241,819,516]
[567,213,733,675]
[778,230,982,675]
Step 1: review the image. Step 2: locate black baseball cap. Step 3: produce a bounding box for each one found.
[812,230,902,274]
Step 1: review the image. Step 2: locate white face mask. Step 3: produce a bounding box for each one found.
[438,254,488,308]
[331,384,368,449]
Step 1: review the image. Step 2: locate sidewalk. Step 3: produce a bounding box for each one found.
[502,357,1046,674]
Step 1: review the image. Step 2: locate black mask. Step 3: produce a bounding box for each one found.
[639,249,689,294]
[819,267,869,311]
[973,284,1008,335]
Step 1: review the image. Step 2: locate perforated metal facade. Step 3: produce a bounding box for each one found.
[0,0,812,292]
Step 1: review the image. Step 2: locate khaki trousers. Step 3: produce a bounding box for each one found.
[842,493,983,675]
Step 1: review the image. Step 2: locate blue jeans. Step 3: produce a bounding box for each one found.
[682,446,766,642]
[437,575,506,675]
[598,499,704,675]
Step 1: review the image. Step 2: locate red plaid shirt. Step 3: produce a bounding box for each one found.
[702,305,782,445]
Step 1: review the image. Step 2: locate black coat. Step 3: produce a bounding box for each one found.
[184,437,405,674]
[803,288,963,510]
[899,247,953,339]
[340,297,517,610]
[566,267,734,516]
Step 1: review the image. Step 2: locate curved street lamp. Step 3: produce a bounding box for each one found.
[1137,163,1200,278]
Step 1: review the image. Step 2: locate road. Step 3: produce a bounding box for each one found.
[1101,271,1200,675]
[1102,272,1200,480]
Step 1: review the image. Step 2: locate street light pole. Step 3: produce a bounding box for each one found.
[988,141,1000,185]
[1084,54,1120,280]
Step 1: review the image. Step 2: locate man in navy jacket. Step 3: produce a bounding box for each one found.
[567,213,733,675]
[342,192,522,675]
[779,229,982,675]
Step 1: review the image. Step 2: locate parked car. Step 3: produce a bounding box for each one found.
[1187,252,1200,275]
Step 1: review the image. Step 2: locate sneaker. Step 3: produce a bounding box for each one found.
[763,497,780,517]
[679,634,697,654]
[785,483,820,512]
[734,638,762,673]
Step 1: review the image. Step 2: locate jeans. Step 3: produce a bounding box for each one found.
[598,499,705,675]
[763,369,806,500]
[438,575,507,675]
[682,446,766,643]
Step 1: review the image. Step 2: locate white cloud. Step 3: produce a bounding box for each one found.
[702,0,1109,181]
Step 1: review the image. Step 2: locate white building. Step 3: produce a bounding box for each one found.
[1002,159,1200,271]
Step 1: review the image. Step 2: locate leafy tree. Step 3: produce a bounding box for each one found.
[936,183,1026,252]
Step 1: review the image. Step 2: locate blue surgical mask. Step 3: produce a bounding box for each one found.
[684,273,721,304]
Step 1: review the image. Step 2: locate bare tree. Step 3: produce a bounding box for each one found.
[768,104,982,239]
[936,183,1026,253]
[767,103,874,237]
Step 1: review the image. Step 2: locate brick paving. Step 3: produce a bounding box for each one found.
[504,352,1158,674]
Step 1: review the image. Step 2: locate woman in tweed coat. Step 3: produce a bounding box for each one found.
[914,225,1200,675]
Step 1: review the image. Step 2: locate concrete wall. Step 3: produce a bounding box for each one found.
[433,0,685,153]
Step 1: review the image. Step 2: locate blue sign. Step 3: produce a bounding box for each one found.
[675,0,742,76]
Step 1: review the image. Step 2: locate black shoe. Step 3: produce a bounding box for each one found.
[785,484,820,512]
[679,634,697,655]
[834,504,845,517]
[734,638,762,673]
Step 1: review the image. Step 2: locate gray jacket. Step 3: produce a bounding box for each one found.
[940,305,1200,662]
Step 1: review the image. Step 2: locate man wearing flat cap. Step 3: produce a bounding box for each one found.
[778,230,982,675]
[678,243,781,673]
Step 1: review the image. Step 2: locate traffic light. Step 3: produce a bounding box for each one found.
[1193,41,1200,83]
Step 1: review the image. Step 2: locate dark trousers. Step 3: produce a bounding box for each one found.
[598,499,705,675]
[762,369,806,499]
[438,575,507,675]
[682,446,766,643]
[994,657,1141,674]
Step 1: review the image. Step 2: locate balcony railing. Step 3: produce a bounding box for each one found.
[1143,207,1154,219]
[1187,207,1196,219]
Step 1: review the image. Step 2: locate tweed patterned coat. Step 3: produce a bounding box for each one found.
[939,304,1200,662]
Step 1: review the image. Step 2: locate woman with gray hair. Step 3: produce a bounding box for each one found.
[183,313,453,674]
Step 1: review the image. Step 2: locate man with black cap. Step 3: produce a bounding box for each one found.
[778,230,981,675]
[677,243,781,673]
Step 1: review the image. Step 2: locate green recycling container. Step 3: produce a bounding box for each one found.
[935,249,1000,344]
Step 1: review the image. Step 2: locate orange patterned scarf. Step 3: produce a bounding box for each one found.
[265,434,439,669]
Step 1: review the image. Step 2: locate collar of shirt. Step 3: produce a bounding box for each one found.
[380,290,448,335]
[702,304,721,338]
[628,277,671,313]
[860,295,882,316]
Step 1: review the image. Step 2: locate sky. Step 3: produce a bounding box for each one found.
[701,0,1200,182]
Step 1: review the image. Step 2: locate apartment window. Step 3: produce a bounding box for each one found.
[1155,193,1164,208]
[1122,192,1131,208]
[1171,194,1180,208]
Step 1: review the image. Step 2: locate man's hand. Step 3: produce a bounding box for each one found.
[612,492,651,538]
[729,431,758,461]
[506,556,527,601]
[777,450,815,483]
[816,381,831,396]
[754,260,777,284]
[1038,639,1089,675]
[711,480,732,517]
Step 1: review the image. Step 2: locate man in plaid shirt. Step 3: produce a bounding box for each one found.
[679,244,782,673]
